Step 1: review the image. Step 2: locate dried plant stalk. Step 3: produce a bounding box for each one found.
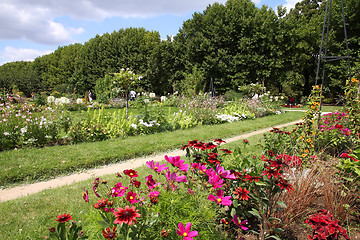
[274,166,322,229]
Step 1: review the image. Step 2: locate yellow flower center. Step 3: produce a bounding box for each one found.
[217,198,222,203]
[130,173,133,176]
[130,196,133,200]
[154,167,158,170]
[183,233,188,237]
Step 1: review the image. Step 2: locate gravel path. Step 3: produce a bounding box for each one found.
[0,119,302,202]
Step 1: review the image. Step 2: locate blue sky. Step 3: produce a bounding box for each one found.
[0,0,301,65]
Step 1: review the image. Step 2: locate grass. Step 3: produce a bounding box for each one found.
[0,111,304,188]
[0,123,268,240]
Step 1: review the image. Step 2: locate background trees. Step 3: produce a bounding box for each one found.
[0,0,359,101]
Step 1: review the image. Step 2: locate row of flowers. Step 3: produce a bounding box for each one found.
[47,135,355,239]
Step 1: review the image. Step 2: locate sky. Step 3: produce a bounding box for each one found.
[0,0,302,65]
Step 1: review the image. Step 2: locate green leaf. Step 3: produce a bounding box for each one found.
[277,201,287,209]
[265,234,282,240]
[230,208,237,218]
[255,181,267,186]
[97,220,109,228]
[248,208,262,220]
[233,199,239,208]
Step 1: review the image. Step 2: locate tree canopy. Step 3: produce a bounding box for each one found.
[1,0,359,100]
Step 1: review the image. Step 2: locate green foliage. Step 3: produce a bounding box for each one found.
[95,75,113,103]
[181,66,206,96]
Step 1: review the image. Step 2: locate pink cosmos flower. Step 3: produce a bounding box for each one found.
[145,175,158,189]
[164,155,189,172]
[208,173,224,189]
[146,160,169,173]
[208,189,232,206]
[126,191,138,204]
[83,187,89,203]
[176,222,198,240]
[232,215,248,230]
[111,182,128,197]
[148,190,160,198]
[216,165,236,179]
[166,171,188,182]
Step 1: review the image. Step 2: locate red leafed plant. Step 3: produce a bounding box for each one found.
[304,209,350,240]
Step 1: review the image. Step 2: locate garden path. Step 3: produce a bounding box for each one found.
[0,118,305,202]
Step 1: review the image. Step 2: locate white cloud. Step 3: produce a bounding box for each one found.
[284,0,302,12]
[0,1,85,45]
[0,47,53,65]
[252,0,262,4]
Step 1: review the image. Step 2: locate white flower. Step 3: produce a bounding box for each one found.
[76,98,84,104]
[20,127,27,134]
[144,99,150,103]
[160,96,167,102]
[280,96,284,100]
[131,123,137,129]
[47,96,55,104]
[149,92,156,98]
[3,132,10,136]
[55,97,70,106]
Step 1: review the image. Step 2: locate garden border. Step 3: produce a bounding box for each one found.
[0,119,305,202]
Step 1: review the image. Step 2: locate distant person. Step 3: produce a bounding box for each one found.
[88,91,92,102]
[130,90,136,101]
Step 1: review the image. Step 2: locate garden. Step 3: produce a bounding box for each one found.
[0,73,359,240]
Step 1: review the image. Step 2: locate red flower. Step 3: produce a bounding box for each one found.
[113,205,141,225]
[188,139,198,146]
[220,149,232,154]
[277,178,294,193]
[126,191,138,204]
[180,144,189,150]
[55,213,72,223]
[335,124,343,129]
[205,142,218,149]
[244,174,261,182]
[93,198,109,210]
[233,187,250,201]
[123,169,138,178]
[262,166,281,179]
[214,138,226,144]
[243,139,249,143]
[133,180,141,188]
[102,226,118,240]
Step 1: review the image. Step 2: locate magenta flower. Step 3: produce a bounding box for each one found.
[208,189,232,206]
[208,173,224,189]
[164,155,189,172]
[166,171,188,182]
[83,187,89,203]
[176,222,198,240]
[126,191,138,204]
[146,160,169,173]
[148,190,160,198]
[216,165,236,179]
[145,175,158,189]
[232,215,248,230]
[111,182,128,197]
